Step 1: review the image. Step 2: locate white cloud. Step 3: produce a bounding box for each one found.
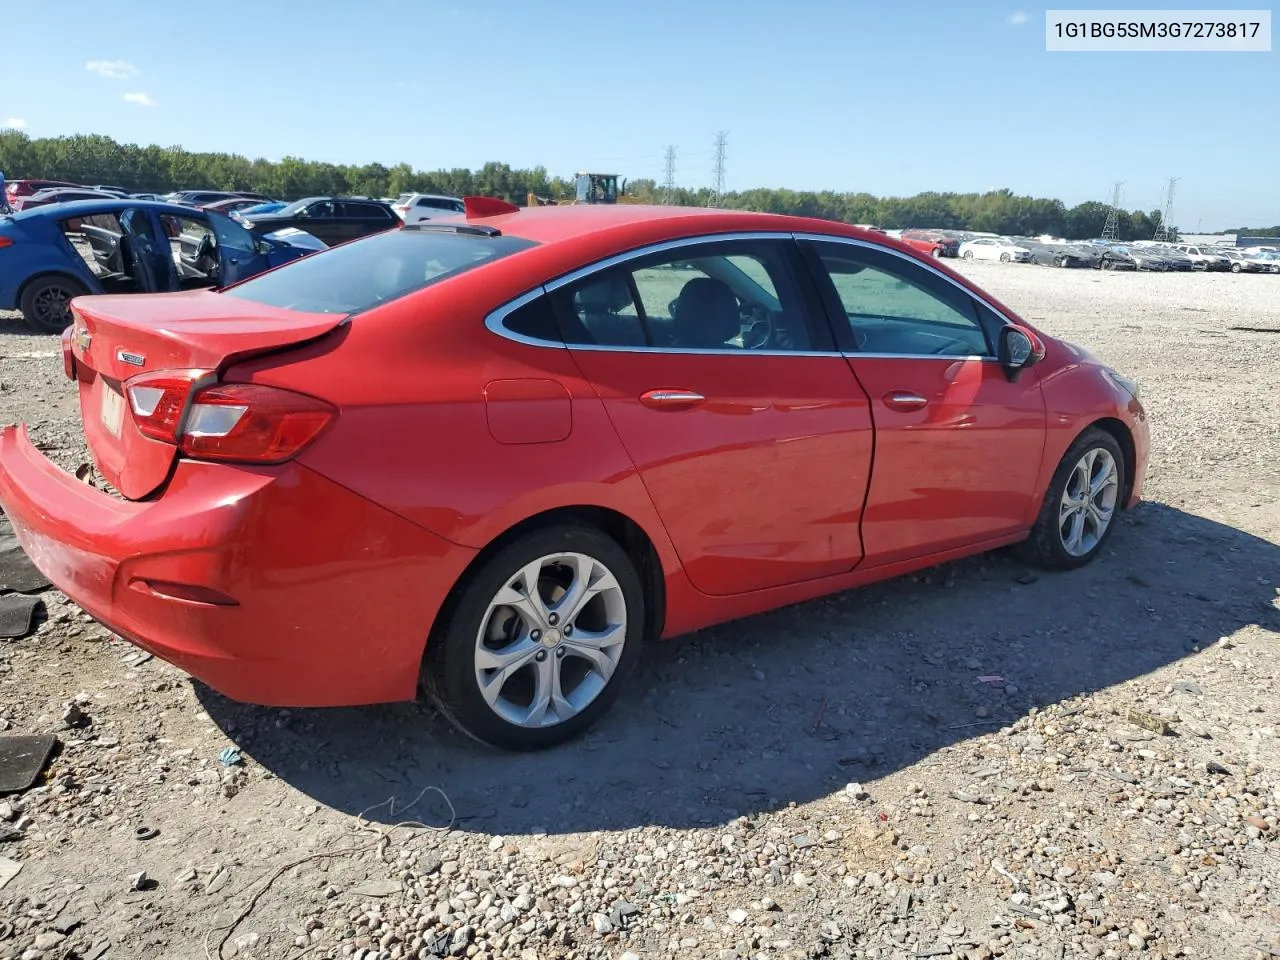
[123,92,157,107]
[1007,11,1029,25]
[3,118,26,129]
[85,59,139,79]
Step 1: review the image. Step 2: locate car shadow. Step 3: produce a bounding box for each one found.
[196,502,1279,835]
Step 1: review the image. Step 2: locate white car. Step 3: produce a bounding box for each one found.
[1170,244,1232,272]
[1219,248,1274,274]
[392,193,465,224]
[958,237,1032,263]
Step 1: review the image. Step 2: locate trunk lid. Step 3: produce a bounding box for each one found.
[69,290,346,500]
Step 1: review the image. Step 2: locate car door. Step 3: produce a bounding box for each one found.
[300,201,339,244]
[550,236,874,596]
[119,208,179,293]
[800,236,1047,567]
[205,211,271,285]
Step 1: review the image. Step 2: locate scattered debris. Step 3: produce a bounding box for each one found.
[1127,708,1175,736]
[0,521,51,592]
[0,593,42,638]
[0,733,58,793]
[134,826,158,841]
[218,746,243,767]
[129,870,150,891]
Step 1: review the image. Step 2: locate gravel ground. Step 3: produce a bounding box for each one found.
[0,263,1277,960]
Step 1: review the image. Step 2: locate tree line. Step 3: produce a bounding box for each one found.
[0,129,1185,240]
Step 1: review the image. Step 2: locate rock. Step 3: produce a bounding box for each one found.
[232,932,259,953]
[844,782,869,800]
[32,934,64,951]
[728,908,749,925]
[590,913,613,934]
[206,866,230,893]
[0,852,25,891]
[1245,815,1271,832]
[350,879,402,897]
[448,926,472,956]
[129,870,149,891]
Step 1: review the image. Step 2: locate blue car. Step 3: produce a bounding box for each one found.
[0,199,322,333]
[234,201,288,219]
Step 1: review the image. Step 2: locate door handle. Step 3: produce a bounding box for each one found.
[883,390,928,411]
[639,389,705,410]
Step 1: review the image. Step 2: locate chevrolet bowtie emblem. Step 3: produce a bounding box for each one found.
[73,326,92,353]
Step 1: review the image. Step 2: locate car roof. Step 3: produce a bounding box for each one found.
[9,198,218,220]
[473,203,892,248]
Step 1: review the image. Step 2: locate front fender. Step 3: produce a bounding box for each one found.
[1028,346,1147,519]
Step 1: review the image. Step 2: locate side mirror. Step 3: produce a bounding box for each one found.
[254,238,271,255]
[998,325,1046,383]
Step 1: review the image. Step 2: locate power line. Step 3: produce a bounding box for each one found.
[709,131,728,208]
[661,145,677,205]
[1101,180,1124,242]
[1153,176,1180,241]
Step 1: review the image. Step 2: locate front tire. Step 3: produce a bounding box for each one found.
[422,523,645,750]
[1020,428,1126,571]
[999,252,1011,263]
[1230,263,1242,273]
[20,276,86,334]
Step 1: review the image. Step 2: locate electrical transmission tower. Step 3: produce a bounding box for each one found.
[709,130,728,208]
[661,145,677,205]
[1101,180,1124,242]
[1153,176,1180,241]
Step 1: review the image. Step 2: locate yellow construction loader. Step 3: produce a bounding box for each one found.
[528,172,641,207]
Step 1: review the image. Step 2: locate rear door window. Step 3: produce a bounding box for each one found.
[222,228,536,314]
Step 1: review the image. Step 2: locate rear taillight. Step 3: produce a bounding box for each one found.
[125,371,203,442]
[181,383,335,463]
[0,237,12,249]
[61,326,76,380]
[123,371,335,464]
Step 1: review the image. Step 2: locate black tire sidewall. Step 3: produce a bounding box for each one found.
[425,523,645,751]
[1026,429,1127,570]
[20,276,84,334]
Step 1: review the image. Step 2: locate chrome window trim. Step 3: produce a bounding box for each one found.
[541,231,791,293]
[483,286,566,350]
[482,229,1017,361]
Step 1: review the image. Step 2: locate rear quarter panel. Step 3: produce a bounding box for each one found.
[226,268,683,575]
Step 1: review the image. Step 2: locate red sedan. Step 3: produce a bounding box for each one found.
[0,200,1149,750]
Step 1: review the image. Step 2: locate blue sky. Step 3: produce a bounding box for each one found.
[1,0,1274,228]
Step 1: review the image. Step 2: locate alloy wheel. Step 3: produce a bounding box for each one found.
[473,552,627,729]
[33,285,74,329]
[1058,447,1120,557]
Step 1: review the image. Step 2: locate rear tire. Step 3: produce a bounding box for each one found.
[1019,428,1126,571]
[422,523,645,751]
[20,275,86,334]
[1230,263,1242,273]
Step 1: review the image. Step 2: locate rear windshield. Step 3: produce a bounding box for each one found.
[221,228,537,314]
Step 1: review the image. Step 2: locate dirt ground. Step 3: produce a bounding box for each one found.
[0,262,1277,960]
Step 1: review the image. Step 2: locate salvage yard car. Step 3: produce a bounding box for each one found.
[958,237,1031,262]
[0,202,1149,750]
[0,199,323,332]
[239,196,400,246]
